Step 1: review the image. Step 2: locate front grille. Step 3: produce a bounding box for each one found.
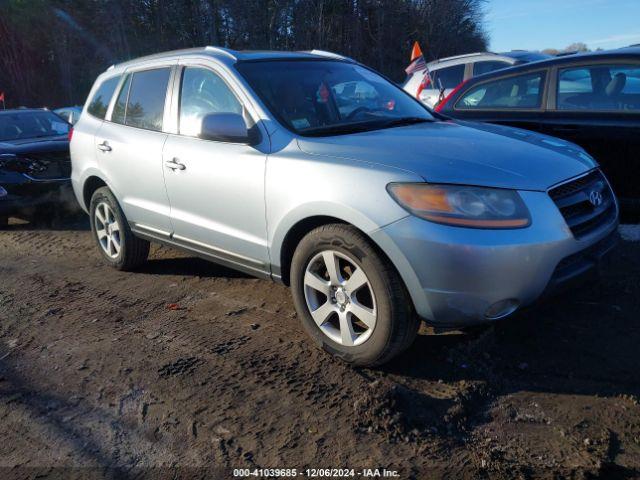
[543,230,620,296]
[549,170,616,239]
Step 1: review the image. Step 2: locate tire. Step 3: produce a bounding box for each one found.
[290,224,419,367]
[89,187,149,271]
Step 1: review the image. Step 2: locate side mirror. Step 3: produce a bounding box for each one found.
[200,113,251,143]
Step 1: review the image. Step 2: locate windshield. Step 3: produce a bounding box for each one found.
[236,60,434,136]
[0,110,70,141]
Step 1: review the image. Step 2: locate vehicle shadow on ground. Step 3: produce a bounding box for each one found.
[139,256,253,279]
[384,242,640,400]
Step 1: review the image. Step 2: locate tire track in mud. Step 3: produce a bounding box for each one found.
[1,230,460,471]
[2,227,639,477]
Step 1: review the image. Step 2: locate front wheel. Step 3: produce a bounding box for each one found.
[290,224,419,366]
[89,187,149,270]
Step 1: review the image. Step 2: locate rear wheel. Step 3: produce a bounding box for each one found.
[89,187,149,270]
[290,224,419,367]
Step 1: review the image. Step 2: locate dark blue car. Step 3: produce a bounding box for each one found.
[434,47,640,213]
[0,109,74,227]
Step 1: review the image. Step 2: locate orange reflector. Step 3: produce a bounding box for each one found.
[390,185,453,213]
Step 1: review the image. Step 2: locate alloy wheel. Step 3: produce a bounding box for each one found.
[303,250,377,346]
[94,202,121,259]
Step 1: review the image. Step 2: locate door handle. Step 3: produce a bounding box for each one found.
[165,158,186,171]
[97,141,112,152]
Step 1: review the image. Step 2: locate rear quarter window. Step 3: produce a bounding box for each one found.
[87,76,121,119]
[557,64,640,111]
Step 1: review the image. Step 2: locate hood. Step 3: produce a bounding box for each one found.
[296,120,597,191]
[0,135,69,155]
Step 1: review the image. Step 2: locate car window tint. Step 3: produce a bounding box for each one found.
[111,74,131,125]
[473,61,511,76]
[558,64,640,111]
[456,72,545,109]
[432,64,465,89]
[87,76,121,119]
[0,111,70,141]
[236,61,432,135]
[124,68,171,131]
[179,67,242,137]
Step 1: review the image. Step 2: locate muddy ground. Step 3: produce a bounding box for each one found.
[0,216,639,480]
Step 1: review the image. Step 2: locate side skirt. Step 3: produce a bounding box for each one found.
[130,225,273,281]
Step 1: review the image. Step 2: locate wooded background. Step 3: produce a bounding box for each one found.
[0,0,488,109]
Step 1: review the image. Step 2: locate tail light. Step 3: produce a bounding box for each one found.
[68,127,74,142]
[434,79,468,113]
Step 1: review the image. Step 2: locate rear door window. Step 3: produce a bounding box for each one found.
[110,68,171,131]
[431,64,465,89]
[87,76,121,119]
[124,68,171,131]
[557,64,640,111]
[456,71,546,109]
[473,60,512,76]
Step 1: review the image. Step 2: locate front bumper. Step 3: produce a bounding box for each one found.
[0,178,75,216]
[370,190,619,327]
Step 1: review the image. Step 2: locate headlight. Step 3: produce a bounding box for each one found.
[387,183,531,228]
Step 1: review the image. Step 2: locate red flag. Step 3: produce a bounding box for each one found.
[410,41,423,62]
[0,92,4,102]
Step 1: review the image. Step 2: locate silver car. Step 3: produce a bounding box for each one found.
[71,47,619,366]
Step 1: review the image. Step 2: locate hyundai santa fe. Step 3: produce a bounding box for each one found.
[71,47,619,366]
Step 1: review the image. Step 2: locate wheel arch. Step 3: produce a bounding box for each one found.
[273,207,431,322]
[82,175,109,211]
[275,213,409,298]
[278,215,348,286]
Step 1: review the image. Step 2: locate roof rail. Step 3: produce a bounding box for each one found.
[427,52,489,65]
[307,49,355,62]
[204,46,238,60]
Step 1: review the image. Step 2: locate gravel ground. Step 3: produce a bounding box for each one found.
[1,217,639,479]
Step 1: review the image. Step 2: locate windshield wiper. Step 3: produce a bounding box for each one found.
[380,117,434,128]
[301,122,386,137]
[300,116,434,137]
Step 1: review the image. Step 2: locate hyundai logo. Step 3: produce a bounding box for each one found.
[589,190,604,207]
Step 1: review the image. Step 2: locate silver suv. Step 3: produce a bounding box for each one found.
[71,47,619,366]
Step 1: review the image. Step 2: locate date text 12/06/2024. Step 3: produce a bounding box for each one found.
[233,468,400,477]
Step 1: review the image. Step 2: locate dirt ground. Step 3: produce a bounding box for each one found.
[1,216,639,480]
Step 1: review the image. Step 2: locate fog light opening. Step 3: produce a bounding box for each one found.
[485,299,519,320]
